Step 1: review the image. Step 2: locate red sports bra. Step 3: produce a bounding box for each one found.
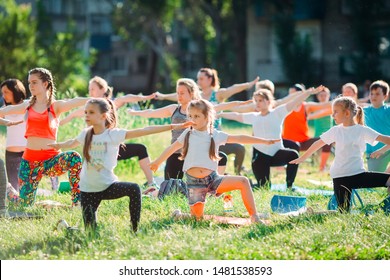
[24,104,58,140]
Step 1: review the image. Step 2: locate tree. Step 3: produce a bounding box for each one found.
[0,0,39,83]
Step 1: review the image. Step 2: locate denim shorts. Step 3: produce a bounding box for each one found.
[184,171,224,205]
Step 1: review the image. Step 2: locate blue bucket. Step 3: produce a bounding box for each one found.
[270,195,307,213]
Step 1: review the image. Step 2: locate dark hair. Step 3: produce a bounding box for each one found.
[370,80,389,96]
[83,98,118,163]
[199,68,220,90]
[0,79,26,105]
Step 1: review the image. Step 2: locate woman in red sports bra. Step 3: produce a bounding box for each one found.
[0,67,88,206]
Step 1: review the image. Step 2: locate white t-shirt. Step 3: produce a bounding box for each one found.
[320,124,379,178]
[5,114,27,147]
[177,129,228,172]
[76,128,127,192]
[242,105,288,156]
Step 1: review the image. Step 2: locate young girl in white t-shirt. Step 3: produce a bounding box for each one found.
[49,98,192,232]
[150,99,279,224]
[290,96,390,212]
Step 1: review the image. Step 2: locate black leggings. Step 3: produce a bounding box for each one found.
[251,148,299,188]
[117,143,149,161]
[333,172,390,212]
[219,143,246,174]
[5,151,24,192]
[283,138,331,153]
[80,182,141,232]
[164,152,228,180]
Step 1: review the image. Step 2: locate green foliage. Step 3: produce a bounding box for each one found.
[0,0,94,96]
[0,0,39,82]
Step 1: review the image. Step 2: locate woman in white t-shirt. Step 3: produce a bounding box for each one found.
[49,98,192,232]
[150,99,279,224]
[290,96,390,212]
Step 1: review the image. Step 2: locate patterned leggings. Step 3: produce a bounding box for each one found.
[16,151,82,206]
[80,182,141,232]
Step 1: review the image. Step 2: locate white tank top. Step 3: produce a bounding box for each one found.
[5,114,27,147]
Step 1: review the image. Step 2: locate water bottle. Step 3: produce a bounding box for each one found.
[223,193,234,214]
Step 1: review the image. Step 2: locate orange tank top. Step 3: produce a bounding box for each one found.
[25,104,58,140]
[282,103,309,142]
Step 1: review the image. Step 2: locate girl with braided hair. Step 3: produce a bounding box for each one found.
[150,99,279,224]
[0,67,89,206]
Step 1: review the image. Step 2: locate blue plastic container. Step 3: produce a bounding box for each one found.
[270,195,307,213]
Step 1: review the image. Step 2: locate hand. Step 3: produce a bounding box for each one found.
[370,150,384,159]
[47,143,61,150]
[172,121,195,130]
[266,139,281,145]
[5,120,23,126]
[142,93,156,100]
[249,76,260,88]
[307,85,325,95]
[149,161,159,173]
[289,158,304,165]
[154,91,164,100]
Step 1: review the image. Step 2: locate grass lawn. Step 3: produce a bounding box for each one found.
[0,107,389,260]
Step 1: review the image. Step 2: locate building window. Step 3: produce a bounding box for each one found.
[112,55,127,75]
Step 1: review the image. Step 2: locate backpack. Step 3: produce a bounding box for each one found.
[157,179,188,200]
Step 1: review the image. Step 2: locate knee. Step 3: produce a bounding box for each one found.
[138,144,149,159]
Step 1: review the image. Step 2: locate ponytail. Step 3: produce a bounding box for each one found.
[179,128,192,160]
[83,127,94,163]
[208,122,220,161]
[356,106,364,125]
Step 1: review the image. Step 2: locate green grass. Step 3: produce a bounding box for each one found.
[1,108,389,260]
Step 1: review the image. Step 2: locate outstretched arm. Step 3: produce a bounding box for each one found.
[227,102,256,113]
[0,118,23,126]
[218,112,245,123]
[290,139,326,164]
[307,107,332,120]
[154,92,178,102]
[125,121,193,139]
[48,139,81,150]
[214,100,253,112]
[114,93,156,109]
[59,107,84,125]
[227,135,280,145]
[0,100,29,117]
[150,141,183,172]
[285,86,324,112]
[127,104,176,118]
[216,76,259,102]
[370,145,390,159]
[55,97,90,115]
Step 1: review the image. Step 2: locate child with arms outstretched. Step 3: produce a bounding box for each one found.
[49,98,193,232]
[290,96,390,212]
[150,99,279,224]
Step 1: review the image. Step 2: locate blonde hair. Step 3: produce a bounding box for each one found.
[253,88,275,107]
[255,79,275,94]
[89,76,113,98]
[179,99,220,161]
[198,68,220,90]
[342,83,358,97]
[176,78,201,100]
[333,96,364,125]
[83,98,118,163]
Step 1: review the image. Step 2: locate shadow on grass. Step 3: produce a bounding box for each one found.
[245,212,337,240]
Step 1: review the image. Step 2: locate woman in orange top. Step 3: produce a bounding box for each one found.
[0,68,89,206]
